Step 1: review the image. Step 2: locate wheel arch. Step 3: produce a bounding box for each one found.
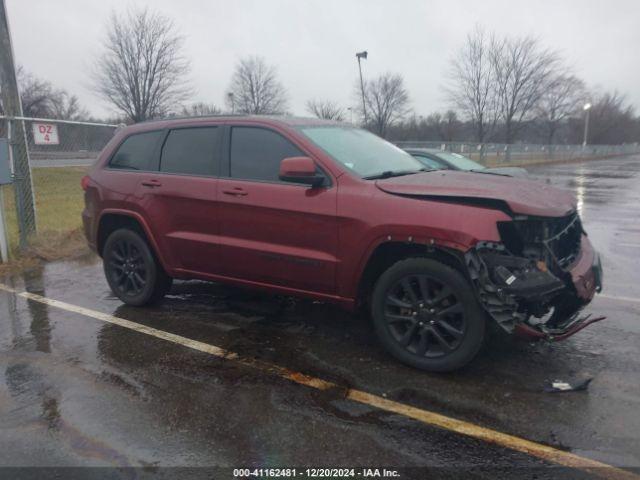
[96,210,170,273]
[356,241,468,310]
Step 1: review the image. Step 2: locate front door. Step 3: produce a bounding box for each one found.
[217,126,338,294]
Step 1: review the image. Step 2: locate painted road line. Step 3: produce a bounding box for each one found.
[598,294,640,304]
[0,283,637,480]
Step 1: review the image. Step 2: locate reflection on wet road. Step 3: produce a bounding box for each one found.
[1,156,640,477]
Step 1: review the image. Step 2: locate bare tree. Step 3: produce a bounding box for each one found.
[490,35,560,143]
[1,66,88,119]
[536,74,586,144]
[50,93,88,120]
[14,66,51,117]
[360,73,409,137]
[180,102,222,116]
[92,8,192,122]
[306,99,344,121]
[585,90,636,144]
[446,26,497,142]
[226,56,288,115]
[425,110,463,142]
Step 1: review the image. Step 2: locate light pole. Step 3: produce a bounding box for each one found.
[227,92,235,114]
[356,50,368,125]
[582,102,591,147]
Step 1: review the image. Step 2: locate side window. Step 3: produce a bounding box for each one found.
[414,155,443,169]
[110,131,162,170]
[160,127,219,176]
[230,127,303,182]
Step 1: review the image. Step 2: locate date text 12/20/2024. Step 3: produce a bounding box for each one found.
[233,468,401,478]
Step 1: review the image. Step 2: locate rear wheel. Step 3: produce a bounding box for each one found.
[103,228,172,306]
[371,258,485,372]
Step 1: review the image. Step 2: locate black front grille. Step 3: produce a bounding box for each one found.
[543,213,583,268]
[498,213,583,269]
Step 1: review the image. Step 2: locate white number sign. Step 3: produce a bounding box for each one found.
[32,123,60,145]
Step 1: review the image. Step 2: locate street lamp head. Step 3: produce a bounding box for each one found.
[583,103,592,111]
[356,51,368,60]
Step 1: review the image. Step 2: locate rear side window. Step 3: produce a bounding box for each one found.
[110,131,162,170]
[160,127,219,176]
[230,127,303,182]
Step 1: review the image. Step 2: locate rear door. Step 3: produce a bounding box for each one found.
[137,125,222,273]
[97,129,164,240]
[216,125,338,294]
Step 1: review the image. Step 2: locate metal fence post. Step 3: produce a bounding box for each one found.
[1,1,37,247]
[7,119,36,247]
[0,135,8,262]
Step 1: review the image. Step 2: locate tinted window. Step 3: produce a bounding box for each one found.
[110,131,162,170]
[160,127,219,176]
[412,154,445,169]
[230,127,303,182]
[435,151,485,171]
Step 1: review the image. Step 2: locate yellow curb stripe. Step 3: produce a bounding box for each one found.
[0,283,637,480]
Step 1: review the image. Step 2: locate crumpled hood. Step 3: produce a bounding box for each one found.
[375,170,576,217]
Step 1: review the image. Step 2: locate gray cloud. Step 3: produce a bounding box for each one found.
[7,0,640,118]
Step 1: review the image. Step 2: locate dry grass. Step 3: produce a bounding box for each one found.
[2,166,87,250]
[0,228,90,275]
[1,166,90,273]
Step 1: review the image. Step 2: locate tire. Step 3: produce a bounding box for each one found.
[103,228,172,306]
[371,257,485,372]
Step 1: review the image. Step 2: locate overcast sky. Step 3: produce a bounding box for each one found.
[6,0,640,119]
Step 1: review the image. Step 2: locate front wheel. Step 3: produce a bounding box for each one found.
[103,228,172,306]
[371,258,485,372]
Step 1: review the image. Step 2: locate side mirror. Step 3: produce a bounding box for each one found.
[279,156,326,187]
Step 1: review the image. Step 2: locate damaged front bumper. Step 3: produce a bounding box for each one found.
[465,234,604,341]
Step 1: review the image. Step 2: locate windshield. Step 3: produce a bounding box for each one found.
[299,126,424,178]
[434,151,485,171]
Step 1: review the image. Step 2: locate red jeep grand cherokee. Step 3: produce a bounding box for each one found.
[82,116,603,371]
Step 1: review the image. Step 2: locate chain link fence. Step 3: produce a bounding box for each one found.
[0,116,118,256]
[395,141,640,165]
[1,116,640,260]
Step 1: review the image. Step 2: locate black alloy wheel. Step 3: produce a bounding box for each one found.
[103,228,172,306]
[384,274,467,358]
[108,237,147,297]
[371,258,485,372]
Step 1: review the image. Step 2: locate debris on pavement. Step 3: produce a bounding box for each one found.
[544,378,593,393]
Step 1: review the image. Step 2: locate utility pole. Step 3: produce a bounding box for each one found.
[0,0,37,246]
[356,51,368,126]
[582,102,592,148]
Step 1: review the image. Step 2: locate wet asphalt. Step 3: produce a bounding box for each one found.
[1,156,639,479]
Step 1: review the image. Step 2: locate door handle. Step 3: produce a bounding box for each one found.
[141,179,162,188]
[222,188,248,197]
